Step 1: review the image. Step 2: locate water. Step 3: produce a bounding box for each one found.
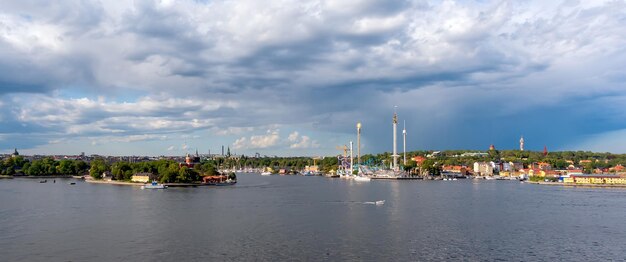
[1,175,625,261]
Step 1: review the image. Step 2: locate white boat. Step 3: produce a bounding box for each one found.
[354,176,371,182]
[141,181,167,189]
[364,200,385,205]
[261,172,272,176]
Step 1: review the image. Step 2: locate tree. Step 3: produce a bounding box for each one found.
[111,161,132,181]
[90,159,108,179]
[420,159,442,176]
[59,160,76,175]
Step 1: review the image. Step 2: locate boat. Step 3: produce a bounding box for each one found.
[69,182,76,185]
[214,179,237,186]
[354,176,371,182]
[260,172,272,176]
[141,181,167,189]
[39,180,47,183]
[375,200,385,205]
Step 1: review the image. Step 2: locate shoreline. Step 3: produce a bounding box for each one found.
[84,178,214,187]
[85,179,144,186]
[527,181,626,188]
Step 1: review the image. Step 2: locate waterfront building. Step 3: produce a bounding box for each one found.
[131,172,156,183]
[442,165,468,176]
[473,162,494,176]
[563,174,626,185]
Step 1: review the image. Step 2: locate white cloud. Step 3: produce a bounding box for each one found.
[288,131,299,142]
[288,132,320,149]
[167,145,176,151]
[232,129,280,149]
[213,126,256,136]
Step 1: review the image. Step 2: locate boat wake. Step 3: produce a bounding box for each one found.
[323,200,386,206]
[363,200,385,205]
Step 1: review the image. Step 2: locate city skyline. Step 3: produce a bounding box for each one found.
[1,1,626,156]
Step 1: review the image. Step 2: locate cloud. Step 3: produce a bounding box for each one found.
[288,131,320,149]
[288,131,299,142]
[232,129,280,149]
[1,0,626,154]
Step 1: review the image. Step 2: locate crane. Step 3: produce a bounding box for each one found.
[335,145,348,157]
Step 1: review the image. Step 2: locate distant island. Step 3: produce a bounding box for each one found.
[2,147,626,186]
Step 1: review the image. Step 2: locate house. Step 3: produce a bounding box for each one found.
[442,165,468,176]
[610,165,625,173]
[412,156,426,166]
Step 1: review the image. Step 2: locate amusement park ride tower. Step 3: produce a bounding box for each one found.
[357,122,362,166]
[403,120,407,166]
[392,107,399,171]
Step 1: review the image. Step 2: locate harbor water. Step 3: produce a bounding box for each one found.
[1,175,625,261]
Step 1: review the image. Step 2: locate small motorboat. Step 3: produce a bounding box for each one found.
[141,181,167,189]
[39,180,47,183]
[69,182,76,185]
[260,172,272,176]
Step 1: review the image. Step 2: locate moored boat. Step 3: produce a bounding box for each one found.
[142,181,167,189]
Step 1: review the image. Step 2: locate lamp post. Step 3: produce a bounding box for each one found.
[357,122,361,166]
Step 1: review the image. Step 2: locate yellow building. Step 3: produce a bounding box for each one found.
[564,175,626,185]
[131,172,155,183]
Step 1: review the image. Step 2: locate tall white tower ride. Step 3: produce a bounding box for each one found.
[403,120,407,166]
[349,141,354,174]
[357,122,362,166]
[392,107,399,171]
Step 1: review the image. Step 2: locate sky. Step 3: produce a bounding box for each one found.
[1,0,626,156]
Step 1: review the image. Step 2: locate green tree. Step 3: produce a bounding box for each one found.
[90,159,108,179]
[111,161,132,181]
[59,160,76,175]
